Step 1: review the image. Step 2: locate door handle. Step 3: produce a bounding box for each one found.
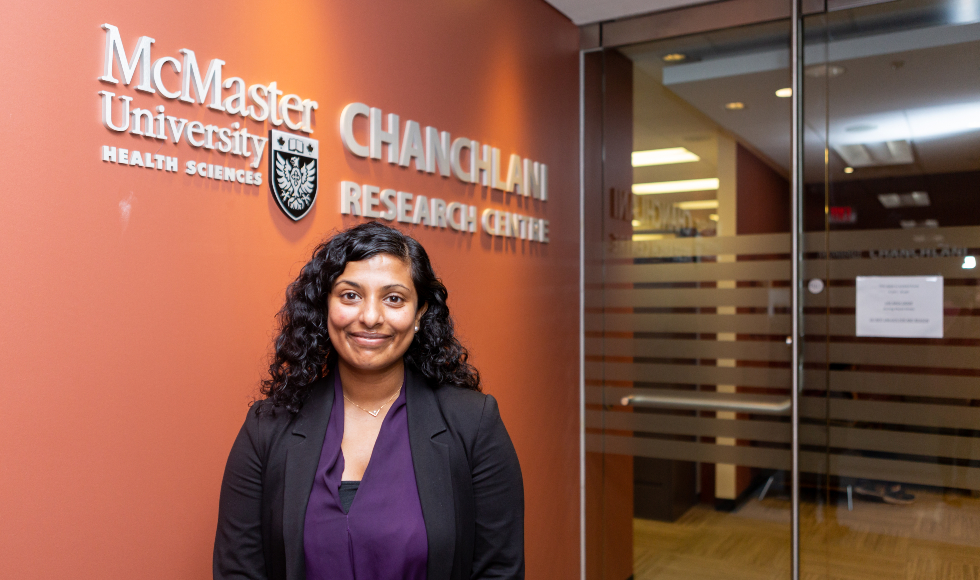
[620,394,791,414]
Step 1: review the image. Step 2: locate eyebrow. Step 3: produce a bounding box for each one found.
[334,280,411,292]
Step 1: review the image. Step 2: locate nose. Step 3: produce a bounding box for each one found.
[359,296,384,328]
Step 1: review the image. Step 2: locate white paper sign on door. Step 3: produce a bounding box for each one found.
[855,276,944,338]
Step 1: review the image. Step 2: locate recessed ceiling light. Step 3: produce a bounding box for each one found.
[632,178,720,195]
[846,124,878,133]
[805,64,846,78]
[834,140,914,167]
[878,191,930,208]
[844,167,854,174]
[775,87,792,98]
[878,193,902,208]
[632,234,665,241]
[900,219,939,229]
[908,191,930,206]
[632,147,700,167]
[662,53,686,62]
[963,256,977,270]
[674,199,719,210]
[725,102,745,110]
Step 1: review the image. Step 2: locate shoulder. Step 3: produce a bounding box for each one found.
[239,398,298,450]
[247,398,293,423]
[432,385,521,486]
[432,383,489,418]
[430,384,506,442]
[431,383,489,409]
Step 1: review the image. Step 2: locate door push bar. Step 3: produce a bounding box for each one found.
[620,394,791,414]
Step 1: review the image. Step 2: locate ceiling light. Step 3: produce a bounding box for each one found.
[900,219,939,229]
[709,214,719,222]
[883,192,932,210]
[908,191,930,206]
[805,64,845,78]
[662,53,686,62]
[632,233,665,241]
[844,167,854,174]
[846,124,878,133]
[631,219,641,227]
[908,102,980,139]
[963,256,977,270]
[632,147,700,167]
[834,139,914,167]
[836,144,874,166]
[878,193,902,208]
[674,199,719,210]
[832,103,980,146]
[724,102,745,110]
[775,87,792,98]
[632,178,720,195]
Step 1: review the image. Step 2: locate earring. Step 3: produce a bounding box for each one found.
[414,326,419,332]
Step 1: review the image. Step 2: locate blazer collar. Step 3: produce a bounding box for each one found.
[405,367,456,580]
[282,372,335,580]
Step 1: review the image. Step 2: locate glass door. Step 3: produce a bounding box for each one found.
[801,0,980,577]
[584,17,797,580]
[583,0,980,579]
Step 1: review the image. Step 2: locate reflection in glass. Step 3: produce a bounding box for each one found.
[802,0,980,578]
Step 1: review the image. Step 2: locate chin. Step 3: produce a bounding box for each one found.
[346,355,400,372]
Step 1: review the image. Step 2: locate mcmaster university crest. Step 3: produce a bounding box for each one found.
[269,128,319,221]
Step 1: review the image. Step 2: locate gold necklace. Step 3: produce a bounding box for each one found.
[343,388,400,417]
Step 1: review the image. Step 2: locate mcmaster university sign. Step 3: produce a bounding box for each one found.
[96,22,552,241]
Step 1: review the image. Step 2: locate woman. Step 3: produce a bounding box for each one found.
[213,222,524,580]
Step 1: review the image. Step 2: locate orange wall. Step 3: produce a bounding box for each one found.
[0,2,580,578]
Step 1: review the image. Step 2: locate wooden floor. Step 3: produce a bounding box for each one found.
[633,490,980,580]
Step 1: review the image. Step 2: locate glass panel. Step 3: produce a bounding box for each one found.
[584,20,796,580]
[802,0,980,577]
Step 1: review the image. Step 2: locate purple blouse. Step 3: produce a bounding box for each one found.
[303,374,428,580]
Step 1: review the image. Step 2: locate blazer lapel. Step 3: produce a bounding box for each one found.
[282,373,335,580]
[406,369,456,580]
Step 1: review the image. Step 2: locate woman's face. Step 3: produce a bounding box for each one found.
[327,254,425,374]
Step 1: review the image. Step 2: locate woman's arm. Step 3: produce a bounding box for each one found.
[470,395,525,579]
[213,405,268,580]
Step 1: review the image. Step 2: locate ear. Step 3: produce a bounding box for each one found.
[415,303,428,326]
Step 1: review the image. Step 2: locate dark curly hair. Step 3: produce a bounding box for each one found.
[259,221,480,413]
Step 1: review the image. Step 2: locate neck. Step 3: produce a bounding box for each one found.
[337,358,405,403]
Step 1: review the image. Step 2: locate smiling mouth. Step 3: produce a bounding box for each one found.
[347,331,392,346]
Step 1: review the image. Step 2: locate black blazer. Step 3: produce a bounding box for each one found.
[213,368,524,580]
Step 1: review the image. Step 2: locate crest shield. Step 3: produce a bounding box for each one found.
[269,129,319,221]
